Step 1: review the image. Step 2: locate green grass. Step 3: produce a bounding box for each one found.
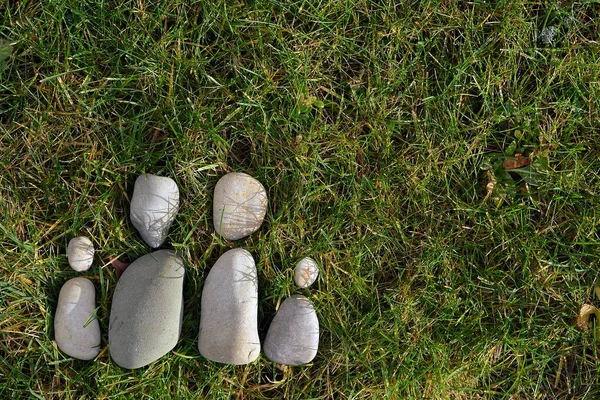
[1,0,600,398]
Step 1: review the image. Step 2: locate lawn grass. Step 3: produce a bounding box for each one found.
[1,0,600,398]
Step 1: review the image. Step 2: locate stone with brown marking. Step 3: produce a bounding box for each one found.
[294,257,319,288]
[213,172,268,241]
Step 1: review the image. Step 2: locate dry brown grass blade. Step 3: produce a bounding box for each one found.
[577,304,600,332]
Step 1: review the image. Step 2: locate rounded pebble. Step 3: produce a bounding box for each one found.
[55,277,101,360]
[109,250,185,369]
[130,173,180,248]
[67,236,94,272]
[198,248,260,365]
[264,294,319,365]
[294,257,319,288]
[213,172,268,241]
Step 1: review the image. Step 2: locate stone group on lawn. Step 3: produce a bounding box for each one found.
[54,172,321,368]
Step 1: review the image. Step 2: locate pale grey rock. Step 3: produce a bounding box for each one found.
[294,257,319,288]
[198,248,260,364]
[130,174,179,248]
[55,277,101,360]
[539,26,558,45]
[67,236,94,272]
[264,294,319,365]
[109,250,185,369]
[213,172,268,241]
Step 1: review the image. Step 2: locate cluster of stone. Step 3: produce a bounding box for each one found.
[55,171,321,368]
[54,238,100,360]
[262,257,320,365]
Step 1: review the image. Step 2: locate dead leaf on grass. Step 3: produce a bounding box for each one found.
[503,154,532,170]
[110,257,131,277]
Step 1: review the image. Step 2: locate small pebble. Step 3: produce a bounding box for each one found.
[67,236,94,272]
[539,26,558,45]
[294,257,319,288]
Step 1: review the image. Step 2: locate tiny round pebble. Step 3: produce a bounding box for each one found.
[67,236,94,272]
[294,257,319,288]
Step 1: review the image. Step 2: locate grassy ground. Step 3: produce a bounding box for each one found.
[1,0,600,398]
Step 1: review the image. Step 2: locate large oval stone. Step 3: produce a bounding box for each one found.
[109,250,184,369]
[67,236,94,272]
[198,248,260,364]
[264,294,319,365]
[130,174,179,248]
[213,172,268,241]
[55,277,101,360]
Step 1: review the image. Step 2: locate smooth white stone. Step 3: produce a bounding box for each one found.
[67,236,94,272]
[130,174,179,248]
[55,277,101,360]
[264,294,319,365]
[213,172,268,241]
[294,257,319,288]
[198,248,260,365]
[108,250,185,369]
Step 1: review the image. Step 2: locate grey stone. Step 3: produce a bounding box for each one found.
[67,236,94,272]
[264,294,319,365]
[198,248,260,364]
[539,26,558,45]
[55,277,101,360]
[130,174,179,248]
[109,250,185,369]
[294,257,319,288]
[213,172,268,241]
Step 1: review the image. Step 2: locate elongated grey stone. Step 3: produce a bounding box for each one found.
[264,294,319,365]
[67,236,94,272]
[109,250,185,369]
[55,277,101,360]
[294,257,319,288]
[198,248,260,364]
[213,172,268,240]
[130,174,179,248]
